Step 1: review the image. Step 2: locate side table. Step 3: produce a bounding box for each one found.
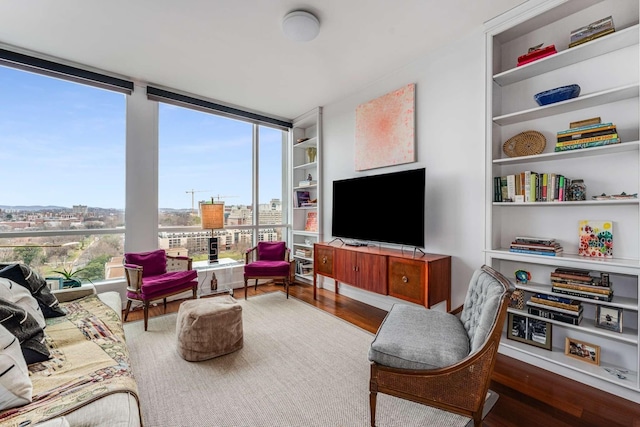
[193,258,243,297]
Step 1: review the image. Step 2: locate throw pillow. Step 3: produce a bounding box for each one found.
[0,324,33,410]
[0,277,46,329]
[0,263,66,318]
[0,298,50,364]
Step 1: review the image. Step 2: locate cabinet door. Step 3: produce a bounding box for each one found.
[388,257,424,305]
[334,248,357,285]
[314,245,334,277]
[356,252,388,295]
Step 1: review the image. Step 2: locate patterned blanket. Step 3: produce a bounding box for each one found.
[0,294,140,426]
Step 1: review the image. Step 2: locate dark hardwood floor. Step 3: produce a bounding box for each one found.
[123,282,640,427]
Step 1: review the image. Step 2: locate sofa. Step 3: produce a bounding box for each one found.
[0,263,142,427]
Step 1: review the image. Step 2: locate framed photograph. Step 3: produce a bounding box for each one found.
[507,313,552,350]
[595,305,623,333]
[565,337,600,365]
[45,277,63,291]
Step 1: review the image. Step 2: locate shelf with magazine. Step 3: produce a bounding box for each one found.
[485,0,640,401]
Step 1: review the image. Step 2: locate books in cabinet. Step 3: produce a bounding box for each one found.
[295,190,311,208]
[527,306,583,325]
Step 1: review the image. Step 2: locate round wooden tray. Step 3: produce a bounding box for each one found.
[503,130,546,157]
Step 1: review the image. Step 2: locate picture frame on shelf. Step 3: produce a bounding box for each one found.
[595,305,623,333]
[507,312,552,350]
[565,337,600,365]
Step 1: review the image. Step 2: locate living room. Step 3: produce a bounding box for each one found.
[1,0,639,426]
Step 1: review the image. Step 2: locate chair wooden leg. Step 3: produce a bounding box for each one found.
[123,300,132,321]
[244,278,248,300]
[192,285,197,299]
[254,279,258,291]
[163,298,167,313]
[143,301,149,331]
[285,278,290,299]
[369,390,377,427]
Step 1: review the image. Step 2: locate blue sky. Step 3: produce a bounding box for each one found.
[0,66,284,210]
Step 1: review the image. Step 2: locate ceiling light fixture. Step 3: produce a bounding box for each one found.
[282,10,320,42]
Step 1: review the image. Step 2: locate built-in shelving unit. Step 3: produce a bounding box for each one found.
[289,107,322,283]
[484,0,640,402]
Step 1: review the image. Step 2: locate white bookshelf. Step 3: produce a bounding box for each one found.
[289,107,322,283]
[484,0,640,402]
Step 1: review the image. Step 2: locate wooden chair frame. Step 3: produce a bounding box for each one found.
[123,255,197,331]
[243,245,295,299]
[369,265,511,427]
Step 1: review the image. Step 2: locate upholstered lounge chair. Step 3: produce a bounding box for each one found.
[243,241,294,299]
[123,249,198,331]
[368,265,512,427]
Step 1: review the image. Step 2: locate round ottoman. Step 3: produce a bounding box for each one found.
[176,295,243,362]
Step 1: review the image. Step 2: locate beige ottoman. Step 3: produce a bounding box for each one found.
[176,295,243,362]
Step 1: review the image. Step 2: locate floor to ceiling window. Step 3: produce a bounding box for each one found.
[158,103,287,262]
[0,65,126,280]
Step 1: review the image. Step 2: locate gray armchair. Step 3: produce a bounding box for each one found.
[368,265,512,427]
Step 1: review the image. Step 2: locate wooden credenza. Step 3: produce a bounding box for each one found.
[313,242,451,310]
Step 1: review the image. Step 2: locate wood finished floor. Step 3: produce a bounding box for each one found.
[122,282,639,427]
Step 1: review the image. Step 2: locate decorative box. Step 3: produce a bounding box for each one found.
[534,84,581,106]
[517,45,557,67]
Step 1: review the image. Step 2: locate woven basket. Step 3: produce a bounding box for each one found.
[503,130,546,157]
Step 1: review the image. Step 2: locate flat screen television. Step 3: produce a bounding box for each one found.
[332,168,425,247]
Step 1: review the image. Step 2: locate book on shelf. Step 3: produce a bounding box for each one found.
[570,16,614,43]
[304,211,318,232]
[569,27,615,48]
[552,286,614,302]
[552,267,593,277]
[557,122,615,136]
[527,306,583,325]
[295,248,312,257]
[554,138,620,152]
[295,190,311,208]
[530,292,576,305]
[526,300,584,316]
[298,180,318,187]
[556,127,617,142]
[552,281,613,295]
[529,295,582,312]
[556,133,618,145]
[509,248,561,256]
[514,237,556,245]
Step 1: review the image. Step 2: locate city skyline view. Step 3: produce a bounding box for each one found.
[0,66,285,210]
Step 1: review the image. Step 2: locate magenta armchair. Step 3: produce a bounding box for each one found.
[244,241,294,300]
[123,249,198,331]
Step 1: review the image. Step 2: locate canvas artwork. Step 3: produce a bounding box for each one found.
[578,220,613,258]
[355,83,415,171]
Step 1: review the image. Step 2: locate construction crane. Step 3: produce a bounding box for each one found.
[185,189,211,213]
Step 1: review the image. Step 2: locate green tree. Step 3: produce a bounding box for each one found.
[82,255,111,281]
[13,246,43,266]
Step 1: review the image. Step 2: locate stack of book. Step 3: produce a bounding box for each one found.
[555,122,620,152]
[569,16,615,48]
[551,267,613,302]
[509,237,563,256]
[526,293,583,325]
[494,171,576,203]
[295,248,312,258]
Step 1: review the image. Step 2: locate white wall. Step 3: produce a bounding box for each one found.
[320,27,488,311]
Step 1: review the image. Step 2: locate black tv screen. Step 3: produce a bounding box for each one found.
[332,168,425,247]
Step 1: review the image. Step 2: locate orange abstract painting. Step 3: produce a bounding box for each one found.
[355,83,415,171]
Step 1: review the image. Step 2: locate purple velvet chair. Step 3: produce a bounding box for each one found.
[123,249,198,331]
[244,241,294,300]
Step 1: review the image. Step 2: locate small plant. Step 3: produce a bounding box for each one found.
[51,265,92,286]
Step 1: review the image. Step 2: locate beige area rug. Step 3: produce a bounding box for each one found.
[124,292,478,427]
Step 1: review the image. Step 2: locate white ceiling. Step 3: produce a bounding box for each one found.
[0,0,526,120]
